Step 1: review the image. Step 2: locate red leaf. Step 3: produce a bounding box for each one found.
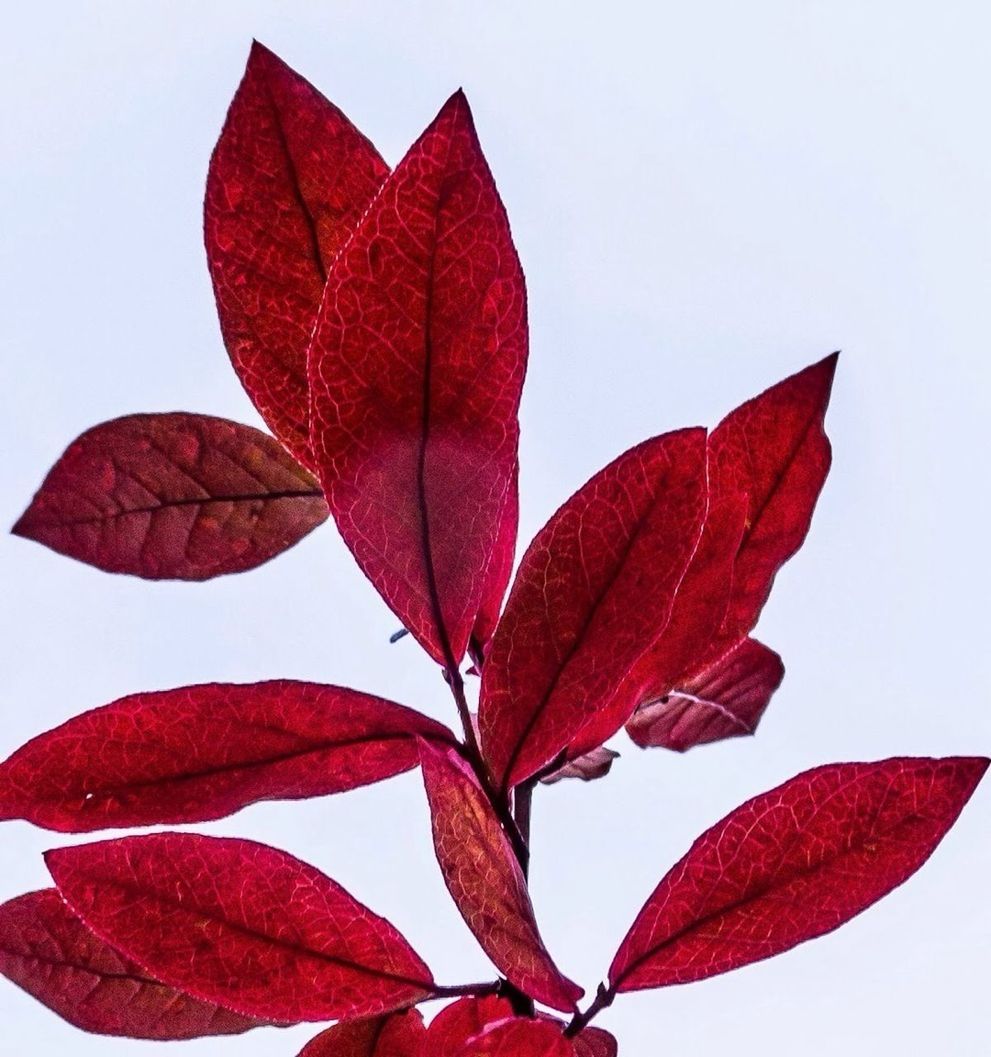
[418,740,582,1012]
[709,354,837,639]
[46,833,435,1022]
[626,638,784,752]
[573,1027,618,1057]
[456,1017,575,1056]
[540,747,619,786]
[11,413,327,580]
[299,1010,425,1056]
[479,429,709,790]
[471,464,519,661]
[0,889,263,1039]
[424,995,514,1056]
[205,42,388,466]
[308,91,527,669]
[0,681,453,832]
[609,756,988,991]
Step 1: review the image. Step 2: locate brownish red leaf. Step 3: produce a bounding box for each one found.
[540,747,620,786]
[418,740,582,1012]
[479,429,709,790]
[609,756,988,991]
[205,42,388,466]
[307,91,527,669]
[11,413,327,579]
[46,833,435,1022]
[626,638,784,752]
[298,1010,425,1056]
[709,354,837,640]
[0,889,264,1039]
[0,681,453,832]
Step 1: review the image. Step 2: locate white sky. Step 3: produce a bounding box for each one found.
[1,3,988,1055]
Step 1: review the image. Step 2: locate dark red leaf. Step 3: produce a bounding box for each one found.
[479,429,709,790]
[308,91,527,669]
[11,413,327,580]
[424,996,514,1056]
[455,1017,575,1056]
[299,1010,425,1056]
[540,747,619,786]
[418,740,582,1012]
[205,41,388,466]
[471,464,519,662]
[709,354,837,639]
[609,756,988,991]
[573,1027,618,1057]
[0,681,453,832]
[626,638,784,752]
[571,491,747,762]
[46,833,435,1022]
[0,889,263,1039]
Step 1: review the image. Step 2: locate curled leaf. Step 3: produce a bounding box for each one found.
[0,681,453,832]
[0,889,264,1039]
[46,833,435,1022]
[308,91,527,669]
[540,747,619,786]
[12,413,327,579]
[205,42,388,465]
[609,756,988,991]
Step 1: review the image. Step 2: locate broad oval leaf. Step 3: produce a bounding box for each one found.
[424,996,514,1056]
[46,833,435,1022]
[205,41,388,466]
[573,1027,619,1057]
[479,429,709,790]
[299,1010,425,1056]
[626,638,784,752]
[456,1017,575,1056]
[609,756,988,991]
[12,413,327,580]
[0,889,264,1040]
[0,681,453,832]
[418,740,582,1012]
[709,353,837,639]
[308,90,527,669]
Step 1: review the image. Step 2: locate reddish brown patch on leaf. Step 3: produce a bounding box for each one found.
[610,756,988,991]
[308,91,527,669]
[540,747,619,785]
[205,42,388,466]
[12,413,327,579]
[0,681,453,832]
[46,833,435,1022]
[0,889,264,1040]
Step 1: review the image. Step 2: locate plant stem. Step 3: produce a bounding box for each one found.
[565,982,615,1036]
[432,980,502,1000]
[514,779,535,873]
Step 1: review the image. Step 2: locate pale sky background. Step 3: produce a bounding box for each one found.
[1,3,989,1055]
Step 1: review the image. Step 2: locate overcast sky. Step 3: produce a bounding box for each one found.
[1,3,989,1055]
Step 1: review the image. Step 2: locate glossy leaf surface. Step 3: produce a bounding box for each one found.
[479,429,708,789]
[0,681,453,832]
[609,756,988,991]
[626,638,784,752]
[0,889,262,1039]
[308,91,527,668]
[424,995,514,1056]
[12,413,327,579]
[46,833,434,1022]
[299,1010,425,1056]
[709,354,837,639]
[418,740,582,1011]
[205,42,388,465]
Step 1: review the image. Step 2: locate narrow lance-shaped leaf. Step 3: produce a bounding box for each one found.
[308,90,527,669]
[299,1010,425,1056]
[0,889,265,1040]
[626,638,784,752]
[609,756,988,992]
[0,681,454,832]
[12,413,327,580]
[205,41,388,466]
[46,833,435,1022]
[479,429,709,790]
[418,740,582,1012]
[709,353,837,639]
